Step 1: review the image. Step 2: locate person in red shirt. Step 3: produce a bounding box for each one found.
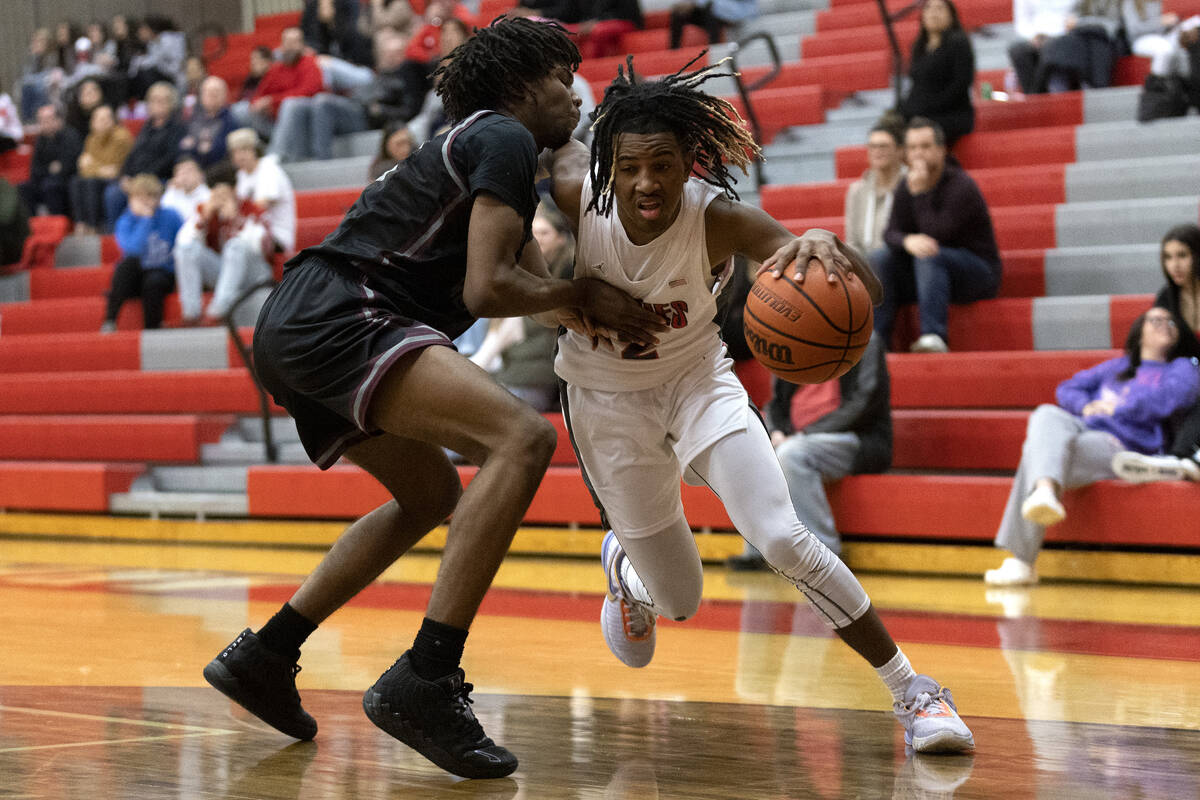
[231,27,324,144]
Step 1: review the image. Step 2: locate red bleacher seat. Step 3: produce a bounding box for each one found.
[28,265,114,300]
[0,370,276,415]
[0,295,190,335]
[887,350,1114,408]
[0,331,141,373]
[0,414,232,462]
[836,126,1077,177]
[817,0,1012,33]
[0,461,142,512]
[295,189,360,219]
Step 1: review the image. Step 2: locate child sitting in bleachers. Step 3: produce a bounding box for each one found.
[101,173,183,332]
[986,307,1200,585]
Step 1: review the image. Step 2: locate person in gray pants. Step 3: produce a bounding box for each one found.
[727,333,893,568]
[985,307,1200,586]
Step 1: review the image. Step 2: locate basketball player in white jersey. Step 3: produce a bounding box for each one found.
[546,58,975,754]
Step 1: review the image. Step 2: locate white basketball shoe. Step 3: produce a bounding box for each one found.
[600,531,656,668]
[893,674,975,754]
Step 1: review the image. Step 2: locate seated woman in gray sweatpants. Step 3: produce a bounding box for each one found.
[985,307,1200,585]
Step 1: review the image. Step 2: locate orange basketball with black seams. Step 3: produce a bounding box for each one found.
[743,269,873,384]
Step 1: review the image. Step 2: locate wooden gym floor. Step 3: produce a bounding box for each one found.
[1,530,1199,799]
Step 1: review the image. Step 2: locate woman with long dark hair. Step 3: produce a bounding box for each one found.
[1111,224,1200,483]
[986,307,1199,585]
[899,0,975,147]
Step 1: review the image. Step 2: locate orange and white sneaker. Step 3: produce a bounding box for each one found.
[600,531,656,668]
[893,675,975,754]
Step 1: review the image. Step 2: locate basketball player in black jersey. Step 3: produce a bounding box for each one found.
[202,18,666,779]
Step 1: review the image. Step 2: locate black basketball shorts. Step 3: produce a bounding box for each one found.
[253,255,453,469]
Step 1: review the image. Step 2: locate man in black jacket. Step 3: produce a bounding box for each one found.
[104,81,186,229]
[19,105,82,216]
[727,333,892,568]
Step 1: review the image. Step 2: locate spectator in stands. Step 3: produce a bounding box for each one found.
[98,15,139,106]
[899,0,975,148]
[354,28,440,129]
[872,117,1001,353]
[175,162,274,324]
[64,78,109,138]
[104,82,187,229]
[368,120,415,181]
[303,0,373,66]
[240,47,275,102]
[128,15,187,101]
[228,128,296,255]
[1111,225,1200,483]
[405,18,477,145]
[1008,0,1075,93]
[404,0,474,63]
[0,177,30,265]
[180,77,237,168]
[85,20,113,65]
[467,204,576,412]
[668,0,759,49]
[985,308,1200,585]
[69,104,132,234]
[64,37,106,92]
[844,115,906,258]
[181,56,209,116]
[727,332,893,569]
[1134,12,1200,121]
[18,29,58,122]
[19,105,82,218]
[369,0,416,34]
[235,28,324,145]
[162,156,211,222]
[516,0,644,59]
[1038,0,1124,92]
[101,173,184,332]
[52,21,81,76]
[0,93,23,154]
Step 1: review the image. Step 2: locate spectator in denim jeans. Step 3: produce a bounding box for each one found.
[871,117,1001,353]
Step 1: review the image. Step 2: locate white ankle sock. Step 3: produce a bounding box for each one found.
[876,649,917,704]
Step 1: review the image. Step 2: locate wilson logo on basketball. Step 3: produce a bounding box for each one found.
[744,325,794,365]
[750,282,803,322]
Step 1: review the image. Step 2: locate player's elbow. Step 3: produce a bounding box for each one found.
[462,280,505,318]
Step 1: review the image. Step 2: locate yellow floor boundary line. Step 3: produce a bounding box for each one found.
[1,512,1197,586]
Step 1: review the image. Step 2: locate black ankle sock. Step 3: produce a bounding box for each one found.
[256,603,318,660]
[409,617,469,680]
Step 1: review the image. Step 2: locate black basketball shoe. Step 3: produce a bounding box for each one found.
[362,651,517,779]
[203,628,318,741]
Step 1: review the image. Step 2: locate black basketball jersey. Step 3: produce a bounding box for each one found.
[292,111,539,339]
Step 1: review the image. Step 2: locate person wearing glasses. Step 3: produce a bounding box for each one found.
[985,306,1200,585]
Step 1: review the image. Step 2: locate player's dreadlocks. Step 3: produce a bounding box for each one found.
[587,53,762,216]
[434,17,581,124]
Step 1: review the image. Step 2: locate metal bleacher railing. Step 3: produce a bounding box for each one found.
[727,32,782,186]
[874,0,924,109]
[224,279,280,463]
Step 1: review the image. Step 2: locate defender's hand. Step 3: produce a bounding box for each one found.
[579,278,668,347]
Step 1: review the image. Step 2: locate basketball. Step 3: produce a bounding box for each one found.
[743,265,874,384]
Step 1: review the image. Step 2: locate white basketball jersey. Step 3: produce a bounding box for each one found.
[555,176,729,391]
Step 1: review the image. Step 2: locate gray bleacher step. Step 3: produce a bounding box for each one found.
[0,272,30,304]
[1043,243,1161,296]
[110,489,250,519]
[739,10,816,39]
[140,327,230,371]
[1033,294,1113,350]
[1076,117,1200,162]
[760,152,837,185]
[283,156,371,192]
[151,465,249,493]
[237,415,300,443]
[1055,195,1200,248]
[53,234,101,268]
[1083,86,1141,123]
[1066,153,1200,203]
[332,129,381,159]
[201,439,311,465]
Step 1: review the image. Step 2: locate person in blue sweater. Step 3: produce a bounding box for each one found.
[986,306,1200,585]
[101,173,184,331]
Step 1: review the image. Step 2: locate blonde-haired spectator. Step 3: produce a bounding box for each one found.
[102,174,184,332]
[228,128,296,254]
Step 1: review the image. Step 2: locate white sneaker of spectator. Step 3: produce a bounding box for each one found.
[1111,451,1200,483]
[910,333,949,353]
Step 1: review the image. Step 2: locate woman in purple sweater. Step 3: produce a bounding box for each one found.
[985,306,1200,585]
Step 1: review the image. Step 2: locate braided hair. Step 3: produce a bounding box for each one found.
[434,17,581,124]
[587,53,761,216]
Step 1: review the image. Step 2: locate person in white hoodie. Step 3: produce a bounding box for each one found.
[226,127,295,255]
[1008,0,1076,93]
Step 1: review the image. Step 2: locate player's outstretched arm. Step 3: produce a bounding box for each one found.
[465,192,665,346]
[705,197,883,305]
[547,138,588,234]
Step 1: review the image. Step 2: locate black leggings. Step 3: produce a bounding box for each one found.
[1171,401,1200,462]
[105,257,175,329]
[669,3,726,48]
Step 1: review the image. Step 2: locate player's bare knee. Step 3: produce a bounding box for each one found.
[499,411,557,470]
